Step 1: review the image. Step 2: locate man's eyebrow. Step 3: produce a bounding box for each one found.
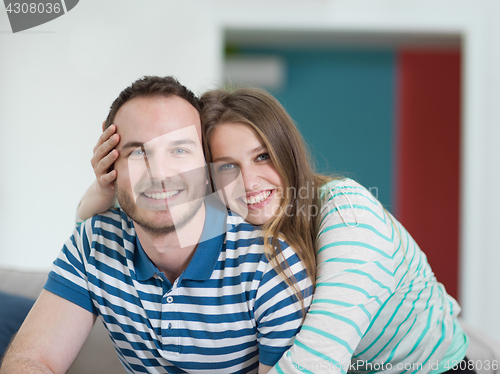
[119,141,144,150]
[119,138,199,151]
[169,139,199,147]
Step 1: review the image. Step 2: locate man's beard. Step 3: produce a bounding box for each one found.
[116,181,206,237]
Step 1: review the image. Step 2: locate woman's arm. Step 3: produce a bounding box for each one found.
[258,363,271,374]
[77,124,120,221]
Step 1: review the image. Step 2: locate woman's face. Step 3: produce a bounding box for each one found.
[209,123,284,226]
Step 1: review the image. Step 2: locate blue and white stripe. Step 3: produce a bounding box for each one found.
[46,197,312,373]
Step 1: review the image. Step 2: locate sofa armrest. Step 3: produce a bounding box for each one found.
[0,267,48,299]
[461,318,500,374]
[0,267,124,374]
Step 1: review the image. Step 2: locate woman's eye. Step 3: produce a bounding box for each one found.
[218,163,235,172]
[256,153,270,162]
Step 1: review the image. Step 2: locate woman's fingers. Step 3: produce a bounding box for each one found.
[93,124,116,153]
[99,169,117,190]
[91,126,120,170]
[90,124,120,194]
[97,148,119,170]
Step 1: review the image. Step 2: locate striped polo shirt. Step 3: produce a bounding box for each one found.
[271,178,468,374]
[45,196,312,373]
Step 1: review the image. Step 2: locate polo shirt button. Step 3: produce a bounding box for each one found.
[168,323,172,330]
[166,296,174,303]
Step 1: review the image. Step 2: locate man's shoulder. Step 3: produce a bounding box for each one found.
[80,208,135,239]
[224,212,293,257]
[71,208,137,266]
[225,212,269,240]
[87,207,129,223]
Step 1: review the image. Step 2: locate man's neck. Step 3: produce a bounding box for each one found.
[134,203,206,283]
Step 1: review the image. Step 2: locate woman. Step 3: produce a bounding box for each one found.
[79,87,474,374]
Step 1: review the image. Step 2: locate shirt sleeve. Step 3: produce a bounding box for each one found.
[270,179,397,374]
[44,219,97,315]
[75,209,84,226]
[253,241,313,367]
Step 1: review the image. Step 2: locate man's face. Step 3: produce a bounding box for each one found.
[113,95,207,236]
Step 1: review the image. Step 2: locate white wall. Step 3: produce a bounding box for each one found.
[1,0,499,337]
[0,0,221,268]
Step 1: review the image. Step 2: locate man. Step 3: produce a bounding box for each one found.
[0,76,311,374]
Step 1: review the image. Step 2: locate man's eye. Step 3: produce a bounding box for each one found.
[130,148,145,157]
[256,153,270,162]
[173,148,188,155]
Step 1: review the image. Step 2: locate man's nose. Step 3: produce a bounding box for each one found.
[145,153,177,181]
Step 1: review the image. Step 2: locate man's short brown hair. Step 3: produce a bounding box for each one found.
[104,76,200,129]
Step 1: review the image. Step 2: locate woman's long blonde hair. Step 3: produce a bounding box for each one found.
[200,87,329,304]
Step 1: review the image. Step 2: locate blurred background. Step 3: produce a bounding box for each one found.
[1,0,499,337]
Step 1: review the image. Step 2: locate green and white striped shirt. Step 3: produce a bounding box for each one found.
[272,178,468,374]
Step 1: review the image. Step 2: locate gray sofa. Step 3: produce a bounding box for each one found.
[1,266,499,374]
[0,267,124,374]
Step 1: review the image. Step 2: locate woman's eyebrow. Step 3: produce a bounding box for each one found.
[212,155,234,163]
[249,145,266,155]
[212,146,267,163]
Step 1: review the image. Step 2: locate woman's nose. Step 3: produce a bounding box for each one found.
[241,166,260,191]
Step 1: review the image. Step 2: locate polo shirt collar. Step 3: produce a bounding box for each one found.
[180,195,227,281]
[134,233,157,281]
[133,195,228,282]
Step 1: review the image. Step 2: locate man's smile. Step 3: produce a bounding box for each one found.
[143,190,182,200]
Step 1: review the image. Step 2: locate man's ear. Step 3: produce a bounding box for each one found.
[102,121,106,132]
